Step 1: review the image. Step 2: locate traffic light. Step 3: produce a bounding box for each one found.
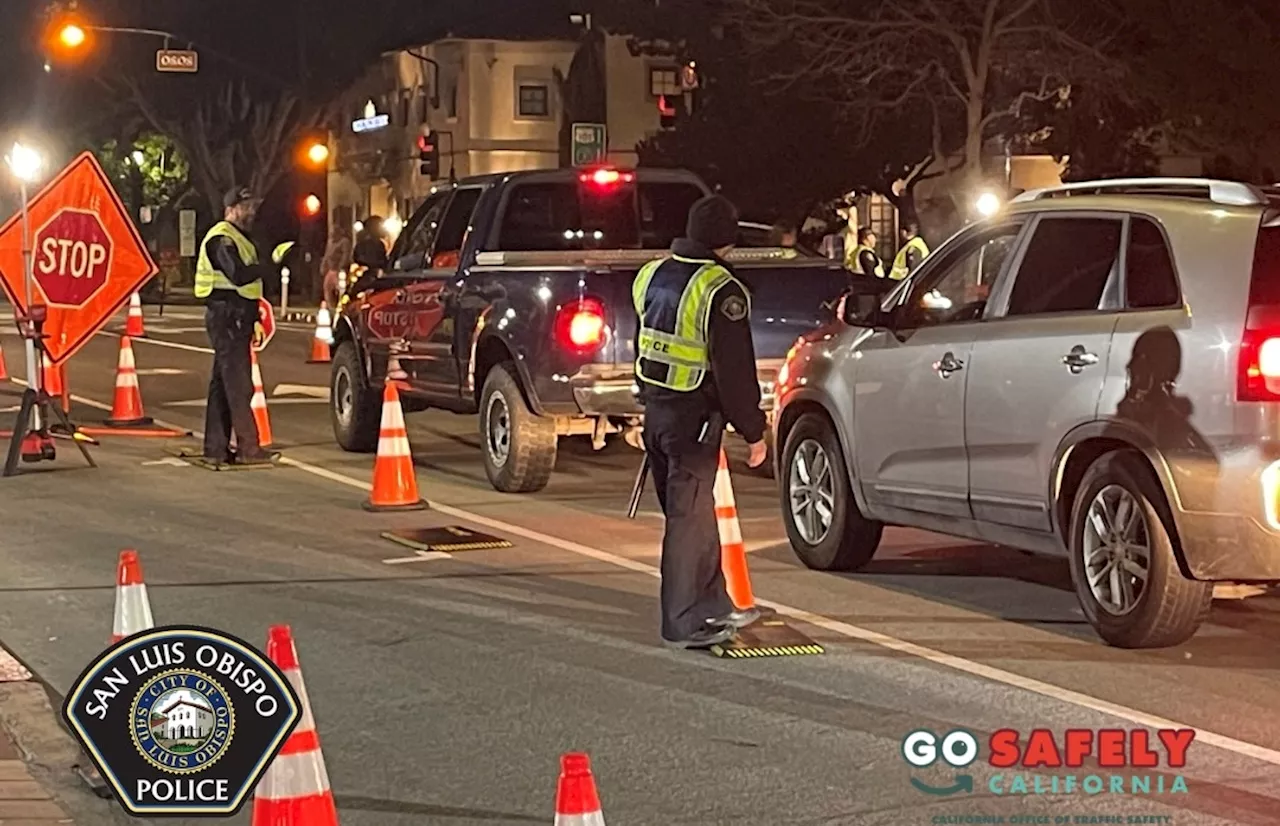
[304,142,329,167]
[302,194,322,217]
[418,133,440,178]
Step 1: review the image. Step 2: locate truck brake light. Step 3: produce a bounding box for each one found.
[579,168,635,189]
[555,298,607,355]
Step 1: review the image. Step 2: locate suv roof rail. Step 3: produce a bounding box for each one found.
[1011,178,1271,207]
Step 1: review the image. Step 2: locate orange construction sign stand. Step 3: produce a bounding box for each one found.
[713,448,757,611]
[251,626,339,826]
[104,337,153,427]
[250,349,273,447]
[363,381,426,512]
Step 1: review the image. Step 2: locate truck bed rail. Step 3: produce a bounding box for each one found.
[472,247,804,270]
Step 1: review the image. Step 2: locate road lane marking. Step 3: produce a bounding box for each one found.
[272,384,329,399]
[51,384,1280,769]
[136,368,189,376]
[382,551,454,565]
[99,330,212,354]
[142,457,191,467]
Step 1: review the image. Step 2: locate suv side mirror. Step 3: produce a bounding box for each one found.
[841,279,897,329]
[392,251,425,272]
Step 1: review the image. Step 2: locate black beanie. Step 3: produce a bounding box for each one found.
[686,194,739,249]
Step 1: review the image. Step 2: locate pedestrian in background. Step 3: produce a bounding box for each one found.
[353,216,388,275]
[848,227,885,278]
[890,221,930,280]
[321,233,352,309]
[771,220,798,248]
[633,194,769,649]
[193,186,278,466]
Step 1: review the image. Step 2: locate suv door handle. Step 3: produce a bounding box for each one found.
[1062,346,1100,373]
[933,352,964,377]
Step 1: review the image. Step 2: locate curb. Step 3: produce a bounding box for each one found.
[281,311,318,323]
[0,648,82,824]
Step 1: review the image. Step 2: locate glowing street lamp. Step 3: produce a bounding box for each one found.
[4,142,46,403]
[59,23,87,49]
[974,190,1002,218]
[6,143,44,183]
[306,142,330,166]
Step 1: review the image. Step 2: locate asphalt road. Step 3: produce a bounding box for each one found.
[1,306,1279,825]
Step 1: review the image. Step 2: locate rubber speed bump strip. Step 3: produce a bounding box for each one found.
[382,526,513,553]
[709,620,825,659]
[164,445,279,471]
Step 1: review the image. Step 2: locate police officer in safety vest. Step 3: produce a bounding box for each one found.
[193,186,277,466]
[847,226,885,278]
[634,194,769,649]
[889,221,930,280]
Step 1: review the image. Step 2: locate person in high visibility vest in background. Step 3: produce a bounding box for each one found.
[634,194,769,650]
[890,221,930,280]
[847,227,885,278]
[193,186,279,466]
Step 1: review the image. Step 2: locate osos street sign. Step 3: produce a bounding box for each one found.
[62,626,299,818]
[0,152,158,366]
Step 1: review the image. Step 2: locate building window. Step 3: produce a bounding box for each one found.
[517,84,549,118]
[649,67,680,98]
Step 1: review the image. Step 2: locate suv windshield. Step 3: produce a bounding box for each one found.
[496,181,704,251]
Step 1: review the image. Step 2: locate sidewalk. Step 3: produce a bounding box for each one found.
[0,652,74,824]
[0,723,73,824]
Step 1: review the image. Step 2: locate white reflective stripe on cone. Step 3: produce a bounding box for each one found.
[113,584,154,636]
[118,373,140,389]
[255,749,332,800]
[716,514,743,546]
[555,812,606,826]
[284,668,317,736]
[379,435,412,457]
[380,401,406,430]
[713,466,736,507]
[121,345,137,369]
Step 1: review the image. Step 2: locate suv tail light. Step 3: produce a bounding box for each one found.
[1239,226,1280,401]
[555,297,607,355]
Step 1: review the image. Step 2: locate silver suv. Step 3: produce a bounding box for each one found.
[773,178,1280,648]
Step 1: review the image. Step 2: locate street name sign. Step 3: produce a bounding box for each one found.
[571,123,607,166]
[0,152,159,366]
[156,50,199,73]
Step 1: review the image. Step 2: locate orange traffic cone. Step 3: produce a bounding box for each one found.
[0,338,8,382]
[554,753,606,826]
[104,337,153,427]
[363,381,426,512]
[111,550,154,644]
[125,292,146,338]
[251,626,339,826]
[250,349,274,447]
[307,303,333,364]
[714,448,758,612]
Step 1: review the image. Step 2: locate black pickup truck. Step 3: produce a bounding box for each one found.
[331,166,862,493]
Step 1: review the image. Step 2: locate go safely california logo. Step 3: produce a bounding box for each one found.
[901,728,1194,797]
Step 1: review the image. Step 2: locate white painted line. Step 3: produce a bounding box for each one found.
[142,326,208,334]
[142,457,191,467]
[100,330,212,355]
[382,551,454,565]
[164,399,209,408]
[53,381,1280,770]
[272,384,330,399]
[136,368,189,376]
[0,647,32,682]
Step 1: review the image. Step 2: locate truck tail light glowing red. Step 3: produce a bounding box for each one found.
[555,298,607,355]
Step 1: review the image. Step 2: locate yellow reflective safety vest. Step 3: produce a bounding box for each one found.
[889,235,930,281]
[194,221,263,300]
[848,244,885,278]
[632,253,749,392]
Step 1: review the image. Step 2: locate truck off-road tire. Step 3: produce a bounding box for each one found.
[331,341,380,453]
[1068,450,1212,649]
[780,412,883,571]
[480,362,557,493]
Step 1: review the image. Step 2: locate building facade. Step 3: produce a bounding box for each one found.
[325,34,681,246]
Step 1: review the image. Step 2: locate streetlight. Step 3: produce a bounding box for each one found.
[5,142,45,415]
[306,142,329,166]
[58,23,87,48]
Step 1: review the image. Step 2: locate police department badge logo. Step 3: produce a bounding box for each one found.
[62,626,300,817]
[720,294,748,322]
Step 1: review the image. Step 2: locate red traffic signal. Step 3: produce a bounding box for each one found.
[418,133,440,178]
[302,194,322,216]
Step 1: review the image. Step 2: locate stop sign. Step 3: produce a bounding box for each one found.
[34,209,113,307]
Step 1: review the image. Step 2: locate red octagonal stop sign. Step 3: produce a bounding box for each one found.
[34,209,113,307]
[0,153,157,365]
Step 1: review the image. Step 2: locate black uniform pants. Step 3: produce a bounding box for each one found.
[643,401,734,641]
[203,299,262,461]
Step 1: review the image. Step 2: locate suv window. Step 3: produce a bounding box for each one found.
[394,191,450,263]
[1126,217,1181,308]
[1006,217,1122,316]
[496,181,704,251]
[897,225,1021,328]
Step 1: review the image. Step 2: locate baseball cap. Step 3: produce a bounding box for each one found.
[223,186,261,209]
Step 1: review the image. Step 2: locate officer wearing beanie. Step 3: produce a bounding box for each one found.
[633,194,769,649]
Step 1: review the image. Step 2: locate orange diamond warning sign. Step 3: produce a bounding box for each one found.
[0,152,158,365]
